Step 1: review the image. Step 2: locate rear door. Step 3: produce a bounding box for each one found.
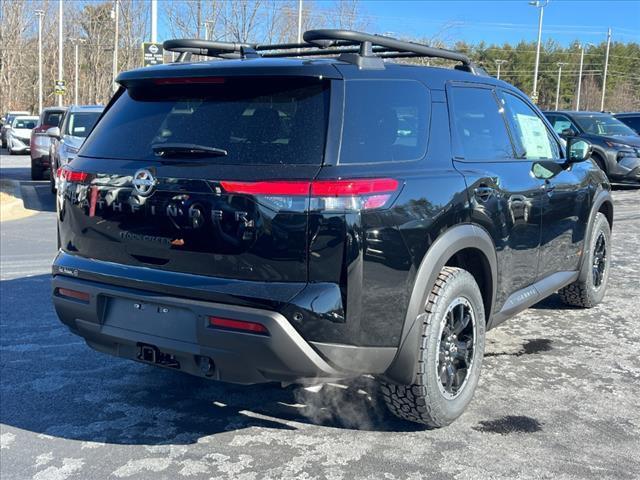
[448,84,545,309]
[58,76,333,283]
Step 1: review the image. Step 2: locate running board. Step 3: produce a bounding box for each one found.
[490,271,579,328]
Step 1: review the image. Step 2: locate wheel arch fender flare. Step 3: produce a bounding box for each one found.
[578,188,613,282]
[382,223,497,385]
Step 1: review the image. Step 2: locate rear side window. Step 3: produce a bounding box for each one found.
[449,86,514,161]
[81,77,330,165]
[339,80,430,164]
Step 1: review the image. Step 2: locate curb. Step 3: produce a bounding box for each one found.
[0,179,36,222]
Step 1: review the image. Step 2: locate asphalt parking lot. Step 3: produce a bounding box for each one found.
[1,150,639,480]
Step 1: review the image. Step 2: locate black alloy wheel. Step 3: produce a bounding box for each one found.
[592,232,607,288]
[437,297,476,399]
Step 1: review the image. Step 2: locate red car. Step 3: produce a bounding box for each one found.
[30,107,66,180]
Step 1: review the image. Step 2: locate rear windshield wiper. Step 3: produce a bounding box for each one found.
[152,143,228,157]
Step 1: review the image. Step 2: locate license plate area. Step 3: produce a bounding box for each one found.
[105,297,198,343]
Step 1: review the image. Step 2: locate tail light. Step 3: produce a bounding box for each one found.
[58,166,90,183]
[220,178,400,212]
[208,316,269,335]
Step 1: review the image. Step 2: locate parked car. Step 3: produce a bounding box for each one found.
[30,107,67,180]
[543,110,640,184]
[613,112,640,135]
[6,115,38,155]
[52,31,613,428]
[48,105,103,192]
[1,110,31,148]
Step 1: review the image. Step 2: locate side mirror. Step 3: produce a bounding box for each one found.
[566,138,592,165]
[46,126,61,139]
[561,128,576,138]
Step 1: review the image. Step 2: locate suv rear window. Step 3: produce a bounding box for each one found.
[65,112,101,138]
[81,77,330,165]
[43,111,63,127]
[339,80,430,164]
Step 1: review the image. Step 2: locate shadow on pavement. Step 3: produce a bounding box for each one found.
[1,274,419,447]
[19,182,55,212]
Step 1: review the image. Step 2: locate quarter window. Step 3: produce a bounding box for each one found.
[449,87,514,160]
[339,80,430,164]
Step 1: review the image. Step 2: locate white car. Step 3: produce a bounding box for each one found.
[7,115,38,154]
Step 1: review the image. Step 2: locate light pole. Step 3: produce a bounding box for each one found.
[495,59,507,79]
[555,62,567,110]
[151,0,157,43]
[70,38,86,105]
[576,42,594,111]
[35,9,44,114]
[111,0,119,93]
[529,0,549,103]
[297,0,303,43]
[57,0,63,107]
[203,20,214,41]
[601,27,612,111]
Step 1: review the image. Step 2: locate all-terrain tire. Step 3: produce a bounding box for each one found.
[380,267,485,427]
[558,212,611,308]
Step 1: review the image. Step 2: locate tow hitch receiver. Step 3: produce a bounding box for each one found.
[136,343,181,369]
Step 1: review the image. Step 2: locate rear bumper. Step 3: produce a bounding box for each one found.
[52,274,343,384]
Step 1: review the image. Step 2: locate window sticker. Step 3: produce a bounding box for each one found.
[516,113,552,159]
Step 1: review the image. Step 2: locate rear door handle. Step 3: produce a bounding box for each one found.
[474,186,494,202]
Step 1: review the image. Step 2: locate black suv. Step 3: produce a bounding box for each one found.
[543,110,640,184]
[52,30,613,427]
[614,112,640,135]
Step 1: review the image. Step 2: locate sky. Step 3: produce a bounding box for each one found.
[158,0,639,46]
[345,0,640,46]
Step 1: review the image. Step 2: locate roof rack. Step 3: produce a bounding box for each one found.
[163,30,485,75]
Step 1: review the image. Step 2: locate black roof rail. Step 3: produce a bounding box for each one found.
[163,39,259,62]
[163,30,486,74]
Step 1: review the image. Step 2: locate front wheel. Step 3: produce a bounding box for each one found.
[559,212,611,308]
[381,267,486,427]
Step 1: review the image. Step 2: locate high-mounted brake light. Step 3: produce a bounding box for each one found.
[220,178,400,211]
[208,316,269,335]
[153,77,226,85]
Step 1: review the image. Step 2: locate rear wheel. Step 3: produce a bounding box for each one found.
[381,267,485,427]
[559,212,610,308]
